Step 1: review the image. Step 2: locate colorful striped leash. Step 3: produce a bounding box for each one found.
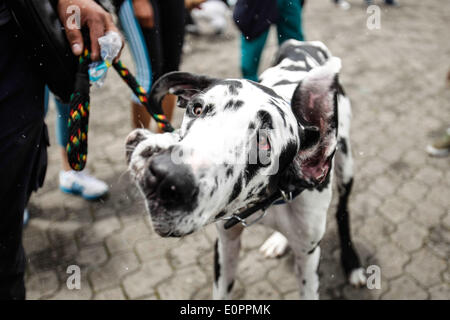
[67,50,174,171]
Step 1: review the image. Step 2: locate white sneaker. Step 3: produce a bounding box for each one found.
[59,170,109,200]
[336,0,351,10]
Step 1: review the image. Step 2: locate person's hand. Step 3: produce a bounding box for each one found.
[185,0,206,10]
[132,0,154,29]
[57,0,123,61]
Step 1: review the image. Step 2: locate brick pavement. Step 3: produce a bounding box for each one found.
[24,0,449,299]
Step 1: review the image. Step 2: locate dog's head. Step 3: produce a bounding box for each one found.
[126,58,341,237]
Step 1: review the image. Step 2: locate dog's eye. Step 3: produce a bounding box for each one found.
[192,103,203,116]
[258,132,271,151]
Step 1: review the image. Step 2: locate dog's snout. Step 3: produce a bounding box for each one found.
[150,152,198,210]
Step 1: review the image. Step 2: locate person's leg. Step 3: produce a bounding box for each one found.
[119,0,154,129]
[240,30,270,81]
[158,0,185,76]
[156,0,186,127]
[276,0,304,45]
[0,21,47,300]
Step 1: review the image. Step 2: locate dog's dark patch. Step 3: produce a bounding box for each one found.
[184,119,195,135]
[224,99,244,111]
[248,122,256,130]
[273,79,298,86]
[257,110,273,129]
[274,105,287,127]
[249,80,283,100]
[215,210,226,219]
[228,174,243,203]
[336,178,362,276]
[244,162,258,184]
[226,167,233,178]
[281,64,307,72]
[307,241,321,255]
[218,80,243,96]
[278,140,298,174]
[203,104,216,117]
[227,281,235,293]
[140,146,156,158]
[214,240,220,283]
[338,137,348,155]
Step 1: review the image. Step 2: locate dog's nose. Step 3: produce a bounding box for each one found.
[150,152,198,210]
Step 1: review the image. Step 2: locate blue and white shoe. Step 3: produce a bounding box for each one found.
[59,170,109,200]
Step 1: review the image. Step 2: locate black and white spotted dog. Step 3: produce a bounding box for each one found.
[126,40,366,299]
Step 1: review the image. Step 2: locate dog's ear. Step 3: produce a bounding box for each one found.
[149,71,218,110]
[289,57,341,188]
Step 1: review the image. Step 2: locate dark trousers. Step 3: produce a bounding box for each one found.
[143,0,186,82]
[0,20,47,300]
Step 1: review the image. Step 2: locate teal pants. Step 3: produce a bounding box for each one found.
[241,0,304,81]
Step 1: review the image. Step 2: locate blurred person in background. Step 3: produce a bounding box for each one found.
[186,0,229,36]
[234,0,305,82]
[131,0,188,130]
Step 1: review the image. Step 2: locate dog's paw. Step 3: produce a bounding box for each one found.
[348,268,367,288]
[259,232,289,258]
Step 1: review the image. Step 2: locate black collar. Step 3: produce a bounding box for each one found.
[222,187,303,229]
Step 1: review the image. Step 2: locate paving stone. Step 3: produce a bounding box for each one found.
[405,249,447,287]
[375,242,410,279]
[369,175,399,199]
[397,181,428,204]
[379,196,412,223]
[76,216,122,247]
[413,167,444,186]
[122,257,173,299]
[390,220,428,252]
[50,278,93,300]
[443,211,450,229]
[283,291,300,300]
[77,245,109,269]
[90,252,139,291]
[425,188,450,209]
[106,222,152,254]
[135,236,179,262]
[157,266,208,300]
[23,231,50,256]
[412,201,446,227]
[429,283,450,300]
[94,287,127,300]
[359,214,395,247]
[168,233,211,269]
[238,249,279,285]
[242,281,282,300]
[26,271,59,300]
[267,256,298,294]
[382,276,428,300]
[426,226,450,259]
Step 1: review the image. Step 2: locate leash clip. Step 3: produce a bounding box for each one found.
[222,209,268,228]
[280,189,293,202]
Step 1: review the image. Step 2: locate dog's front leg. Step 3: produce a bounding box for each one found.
[283,197,329,300]
[292,244,322,300]
[212,222,244,300]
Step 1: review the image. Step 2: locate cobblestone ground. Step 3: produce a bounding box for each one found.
[25,0,449,299]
